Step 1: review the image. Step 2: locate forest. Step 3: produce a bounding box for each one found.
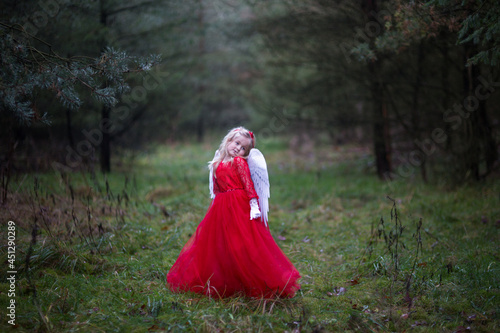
[1,0,499,332]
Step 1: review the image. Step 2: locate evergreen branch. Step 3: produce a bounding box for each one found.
[0,22,52,48]
[1,26,160,124]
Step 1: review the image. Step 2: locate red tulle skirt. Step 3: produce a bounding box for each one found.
[166,189,301,298]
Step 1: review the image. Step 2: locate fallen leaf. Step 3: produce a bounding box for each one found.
[349,278,359,286]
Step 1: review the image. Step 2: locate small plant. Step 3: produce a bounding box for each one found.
[357,196,428,325]
[379,196,406,274]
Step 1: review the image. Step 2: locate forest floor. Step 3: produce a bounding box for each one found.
[0,139,498,332]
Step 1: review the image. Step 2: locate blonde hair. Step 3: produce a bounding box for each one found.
[209,126,256,172]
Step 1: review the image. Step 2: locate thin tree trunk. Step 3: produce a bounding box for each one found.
[100,105,111,173]
[99,0,111,173]
[462,46,480,180]
[371,71,391,179]
[440,33,451,152]
[463,50,497,180]
[66,108,74,149]
[412,41,427,182]
[478,101,497,176]
[363,0,391,178]
[197,0,205,142]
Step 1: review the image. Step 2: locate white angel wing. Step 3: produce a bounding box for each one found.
[209,150,219,199]
[247,148,270,226]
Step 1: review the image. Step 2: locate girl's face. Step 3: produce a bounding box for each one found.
[227,134,251,158]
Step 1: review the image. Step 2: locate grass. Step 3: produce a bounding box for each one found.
[0,138,498,332]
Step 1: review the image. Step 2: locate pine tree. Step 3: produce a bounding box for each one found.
[0,23,160,125]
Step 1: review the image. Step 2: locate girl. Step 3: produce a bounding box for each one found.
[166,127,301,298]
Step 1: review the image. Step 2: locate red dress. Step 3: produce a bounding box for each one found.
[167,156,301,298]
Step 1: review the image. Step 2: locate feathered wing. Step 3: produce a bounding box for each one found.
[247,148,270,226]
[209,150,219,199]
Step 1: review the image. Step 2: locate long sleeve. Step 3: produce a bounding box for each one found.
[212,175,220,196]
[234,157,258,200]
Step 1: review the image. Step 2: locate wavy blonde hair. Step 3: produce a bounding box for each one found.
[209,126,256,172]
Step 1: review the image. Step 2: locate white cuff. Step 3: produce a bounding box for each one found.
[250,198,261,220]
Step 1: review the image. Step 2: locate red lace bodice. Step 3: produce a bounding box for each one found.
[213,156,258,200]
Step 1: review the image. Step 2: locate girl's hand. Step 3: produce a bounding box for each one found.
[249,198,261,220]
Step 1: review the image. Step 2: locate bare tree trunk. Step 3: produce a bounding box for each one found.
[371,72,392,179]
[0,144,14,204]
[412,41,427,182]
[99,0,111,173]
[100,105,111,173]
[459,45,481,180]
[478,101,498,176]
[196,0,205,142]
[363,0,391,179]
[462,47,497,180]
[440,33,451,152]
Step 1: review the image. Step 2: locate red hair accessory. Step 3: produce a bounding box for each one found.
[249,131,254,139]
